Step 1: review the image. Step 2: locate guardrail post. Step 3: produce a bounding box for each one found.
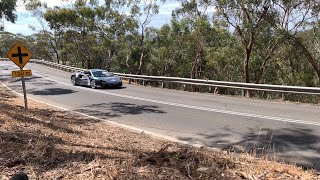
[128,79,131,84]
[143,80,146,86]
[183,84,187,91]
[161,81,164,88]
[214,87,218,94]
[208,86,212,93]
[281,92,285,101]
[242,90,245,97]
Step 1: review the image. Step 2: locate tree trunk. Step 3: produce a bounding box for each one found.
[81,60,85,68]
[126,53,132,74]
[244,48,251,97]
[56,52,59,64]
[137,51,144,75]
[44,32,60,64]
[191,53,201,92]
[87,57,91,69]
[288,51,296,84]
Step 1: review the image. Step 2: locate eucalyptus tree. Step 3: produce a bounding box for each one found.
[44,0,112,68]
[204,23,243,82]
[26,32,54,60]
[42,0,157,70]
[26,0,63,63]
[126,0,160,74]
[149,24,177,76]
[173,0,215,79]
[215,1,272,85]
[270,0,320,85]
[170,0,243,83]
[0,31,19,56]
[0,0,17,30]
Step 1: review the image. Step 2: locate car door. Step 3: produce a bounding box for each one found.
[78,72,89,86]
[82,71,92,86]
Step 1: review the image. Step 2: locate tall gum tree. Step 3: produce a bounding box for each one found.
[270,0,320,86]
[44,0,110,68]
[174,0,212,80]
[129,0,160,75]
[26,0,62,63]
[214,0,272,96]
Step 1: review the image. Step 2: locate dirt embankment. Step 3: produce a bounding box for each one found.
[0,85,318,179]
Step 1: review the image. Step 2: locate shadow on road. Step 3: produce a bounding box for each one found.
[29,88,77,96]
[104,86,127,90]
[0,74,12,81]
[29,80,57,86]
[73,102,166,119]
[177,125,320,170]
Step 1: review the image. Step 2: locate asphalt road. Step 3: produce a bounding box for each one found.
[1,61,320,170]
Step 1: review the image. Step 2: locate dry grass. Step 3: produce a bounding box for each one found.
[0,85,318,179]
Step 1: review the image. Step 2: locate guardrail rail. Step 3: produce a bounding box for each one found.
[2,58,320,96]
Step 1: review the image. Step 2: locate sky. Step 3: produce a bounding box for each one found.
[3,0,181,36]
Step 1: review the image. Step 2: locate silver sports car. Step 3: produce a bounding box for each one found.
[71,69,122,89]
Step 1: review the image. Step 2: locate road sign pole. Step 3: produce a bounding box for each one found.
[7,41,32,112]
[21,68,28,112]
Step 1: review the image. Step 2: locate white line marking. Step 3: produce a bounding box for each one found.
[5,71,320,126]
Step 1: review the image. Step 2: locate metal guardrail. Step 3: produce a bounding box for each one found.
[2,58,320,95]
[0,58,9,61]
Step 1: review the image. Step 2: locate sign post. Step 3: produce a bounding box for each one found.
[21,70,28,111]
[7,42,33,112]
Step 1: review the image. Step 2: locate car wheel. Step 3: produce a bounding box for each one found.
[90,80,97,89]
[71,76,77,86]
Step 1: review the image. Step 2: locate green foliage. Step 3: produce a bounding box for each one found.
[0,0,17,23]
[0,0,18,30]
[1,0,319,102]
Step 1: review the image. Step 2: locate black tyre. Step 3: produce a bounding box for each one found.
[90,80,97,89]
[71,76,77,86]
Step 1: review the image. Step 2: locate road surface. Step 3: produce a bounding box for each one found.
[1,61,320,170]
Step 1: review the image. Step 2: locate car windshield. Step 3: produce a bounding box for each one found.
[92,71,113,77]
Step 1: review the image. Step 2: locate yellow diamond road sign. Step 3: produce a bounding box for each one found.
[7,41,32,69]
